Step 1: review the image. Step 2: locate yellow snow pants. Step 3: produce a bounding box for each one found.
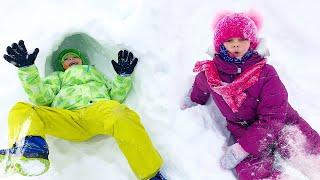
[7,100,163,180]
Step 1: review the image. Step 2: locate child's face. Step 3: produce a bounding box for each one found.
[223,38,250,58]
[62,55,83,70]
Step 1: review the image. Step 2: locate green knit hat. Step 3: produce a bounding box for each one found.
[57,48,89,71]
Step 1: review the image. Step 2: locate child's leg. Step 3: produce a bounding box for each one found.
[297,119,320,155]
[3,101,94,176]
[83,100,163,180]
[235,155,281,180]
[280,124,320,179]
[7,102,92,147]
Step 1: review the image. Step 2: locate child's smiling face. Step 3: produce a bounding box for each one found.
[223,38,250,58]
[62,54,83,70]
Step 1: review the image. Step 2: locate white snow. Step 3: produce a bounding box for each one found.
[16,158,47,176]
[280,126,320,179]
[1,0,320,179]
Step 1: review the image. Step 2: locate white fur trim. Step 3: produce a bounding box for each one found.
[206,44,215,58]
[256,38,270,57]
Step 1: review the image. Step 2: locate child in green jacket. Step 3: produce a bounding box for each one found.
[0,40,166,180]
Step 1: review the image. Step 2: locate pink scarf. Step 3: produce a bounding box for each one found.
[193,59,266,112]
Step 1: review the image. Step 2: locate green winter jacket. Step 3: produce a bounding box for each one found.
[18,64,132,110]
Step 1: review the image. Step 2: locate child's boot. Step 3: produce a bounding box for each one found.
[0,145,17,174]
[150,171,167,180]
[0,136,50,176]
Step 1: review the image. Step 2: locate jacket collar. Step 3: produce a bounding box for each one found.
[213,53,265,75]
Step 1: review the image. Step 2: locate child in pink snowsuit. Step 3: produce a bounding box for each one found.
[181,11,320,179]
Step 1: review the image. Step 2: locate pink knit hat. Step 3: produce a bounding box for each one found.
[213,11,263,52]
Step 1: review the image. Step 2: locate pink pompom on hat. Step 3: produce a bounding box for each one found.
[213,10,263,52]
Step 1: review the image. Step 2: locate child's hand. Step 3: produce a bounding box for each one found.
[180,96,197,110]
[111,50,138,77]
[3,40,39,68]
[180,89,197,110]
[220,143,249,169]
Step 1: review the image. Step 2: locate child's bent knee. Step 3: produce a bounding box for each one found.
[8,102,39,128]
[11,102,34,111]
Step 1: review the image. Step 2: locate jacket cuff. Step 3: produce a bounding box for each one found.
[18,64,37,72]
[190,91,208,105]
[115,74,132,83]
[18,65,39,81]
[238,126,274,156]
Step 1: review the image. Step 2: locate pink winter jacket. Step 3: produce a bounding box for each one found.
[190,54,318,157]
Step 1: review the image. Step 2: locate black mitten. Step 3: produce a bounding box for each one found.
[3,40,39,68]
[111,50,138,76]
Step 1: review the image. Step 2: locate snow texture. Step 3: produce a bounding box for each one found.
[17,159,46,176]
[0,0,320,179]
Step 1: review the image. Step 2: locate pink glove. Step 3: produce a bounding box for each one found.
[180,88,198,110]
[220,143,249,169]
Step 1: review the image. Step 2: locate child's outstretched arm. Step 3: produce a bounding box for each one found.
[3,40,61,106]
[18,67,61,105]
[190,72,211,104]
[107,75,133,103]
[237,65,288,157]
[108,50,138,103]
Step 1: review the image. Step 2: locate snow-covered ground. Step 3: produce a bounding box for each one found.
[0,0,320,179]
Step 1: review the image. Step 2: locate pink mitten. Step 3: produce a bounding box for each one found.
[220,143,249,169]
